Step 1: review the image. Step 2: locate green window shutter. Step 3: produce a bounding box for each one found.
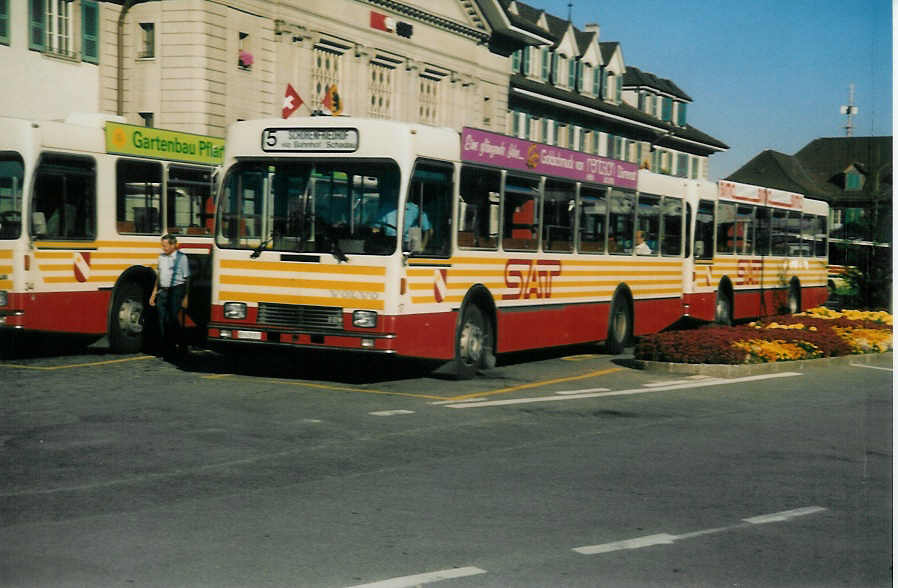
[615,76,622,103]
[82,0,99,63]
[29,0,45,51]
[511,50,520,73]
[540,47,549,81]
[521,47,530,76]
[677,102,687,126]
[0,0,9,45]
[662,97,673,122]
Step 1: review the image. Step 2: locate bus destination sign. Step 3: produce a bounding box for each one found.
[262,128,359,152]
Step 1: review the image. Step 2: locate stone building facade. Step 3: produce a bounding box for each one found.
[3,0,726,180]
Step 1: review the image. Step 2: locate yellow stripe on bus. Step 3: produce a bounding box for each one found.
[219,275,385,292]
[218,290,384,311]
[220,259,386,275]
[0,250,12,259]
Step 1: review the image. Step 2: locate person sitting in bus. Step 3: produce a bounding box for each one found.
[377,200,431,252]
[635,230,652,255]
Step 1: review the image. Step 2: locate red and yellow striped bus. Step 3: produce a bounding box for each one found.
[208,118,828,377]
[0,114,222,352]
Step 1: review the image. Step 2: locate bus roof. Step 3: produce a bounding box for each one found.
[225,117,460,164]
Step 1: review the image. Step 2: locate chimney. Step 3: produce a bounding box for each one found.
[585,23,600,38]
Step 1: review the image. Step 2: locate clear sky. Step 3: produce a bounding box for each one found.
[531,0,892,179]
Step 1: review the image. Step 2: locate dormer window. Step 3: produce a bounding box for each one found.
[676,102,687,126]
[661,97,673,122]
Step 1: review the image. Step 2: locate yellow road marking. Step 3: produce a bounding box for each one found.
[201,373,446,400]
[446,367,623,402]
[3,355,156,371]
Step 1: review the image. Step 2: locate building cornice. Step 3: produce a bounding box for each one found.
[359,0,490,43]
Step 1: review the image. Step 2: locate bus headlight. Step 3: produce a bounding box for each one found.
[223,302,247,319]
[352,310,378,328]
[0,291,6,306]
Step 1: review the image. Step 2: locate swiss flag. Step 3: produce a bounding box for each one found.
[282,83,303,119]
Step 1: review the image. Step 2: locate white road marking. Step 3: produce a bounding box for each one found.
[556,387,610,395]
[742,506,828,524]
[429,397,489,405]
[444,372,803,409]
[368,410,416,417]
[574,506,826,555]
[850,363,893,372]
[345,566,487,588]
[642,380,693,387]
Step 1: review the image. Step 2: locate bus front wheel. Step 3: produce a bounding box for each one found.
[453,304,493,379]
[109,281,147,354]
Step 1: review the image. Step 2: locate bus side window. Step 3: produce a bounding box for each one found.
[31,154,96,240]
[407,160,453,257]
[542,179,574,253]
[578,186,606,253]
[755,207,771,255]
[736,205,754,255]
[168,165,214,236]
[771,209,788,256]
[661,197,682,256]
[116,159,161,234]
[502,175,539,251]
[458,166,499,250]
[814,215,827,257]
[694,199,714,260]
[716,202,736,255]
[608,189,634,255]
[636,193,660,255]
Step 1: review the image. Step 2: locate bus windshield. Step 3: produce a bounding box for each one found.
[217,160,401,256]
[0,155,24,239]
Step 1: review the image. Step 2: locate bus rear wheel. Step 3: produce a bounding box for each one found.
[605,295,632,355]
[788,282,801,314]
[714,291,732,326]
[109,281,147,354]
[453,304,493,379]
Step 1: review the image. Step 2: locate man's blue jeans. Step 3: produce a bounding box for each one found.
[157,284,186,355]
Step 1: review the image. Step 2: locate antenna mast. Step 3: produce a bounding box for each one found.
[840,83,858,137]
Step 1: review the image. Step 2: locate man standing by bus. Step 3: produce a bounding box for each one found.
[150,234,190,359]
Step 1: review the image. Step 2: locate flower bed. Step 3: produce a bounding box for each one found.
[634,307,892,364]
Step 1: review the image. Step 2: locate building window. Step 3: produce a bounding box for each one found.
[368,62,394,119]
[676,153,688,178]
[845,171,863,191]
[138,22,155,58]
[419,77,439,125]
[0,0,10,46]
[81,1,98,63]
[32,0,74,57]
[312,47,341,104]
[238,32,253,70]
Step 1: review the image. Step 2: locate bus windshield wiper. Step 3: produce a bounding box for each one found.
[250,234,273,258]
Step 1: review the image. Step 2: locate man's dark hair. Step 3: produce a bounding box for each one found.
[161,233,178,244]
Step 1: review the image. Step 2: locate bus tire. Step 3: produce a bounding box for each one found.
[788,280,801,314]
[714,289,733,326]
[453,303,492,380]
[109,281,147,354]
[605,293,632,355]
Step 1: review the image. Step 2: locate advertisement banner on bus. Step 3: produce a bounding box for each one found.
[105,122,225,165]
[461,127,638,189]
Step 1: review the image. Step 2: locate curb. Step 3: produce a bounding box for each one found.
[629,351,892,377]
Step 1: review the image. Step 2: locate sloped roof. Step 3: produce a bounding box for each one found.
[726,137,892,204]
[623,66,692,102]
[599,41,620,63]
[510,73,728,154]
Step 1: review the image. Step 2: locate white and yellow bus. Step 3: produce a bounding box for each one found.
[208,118,828,377]
[0,114,222,352]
